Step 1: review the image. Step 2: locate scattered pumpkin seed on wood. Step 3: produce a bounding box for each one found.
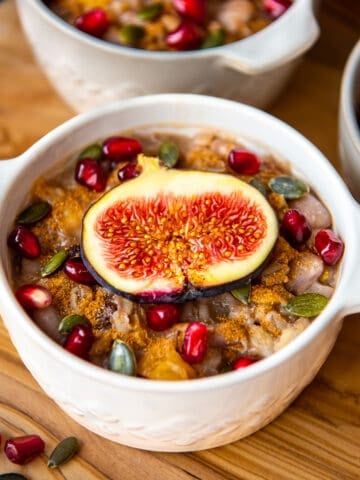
[16,201,51,225]
[58,314,91,335]
[285,293,328,317]
[0,474,28,480]
[48,436,79,469]
[159,141,179,168]
[231,284,251,304]
[41,250,68,277]
[78,143,103,161]
[268,176,309,199]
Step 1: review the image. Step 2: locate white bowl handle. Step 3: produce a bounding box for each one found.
[219,0,319,75]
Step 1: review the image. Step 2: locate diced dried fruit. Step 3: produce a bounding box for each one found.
[269,176,309,199]
[228,149,260,175]
[231,284,251,304]
[108,340,136,375]
[102,136,143,162]
[281,209,311,245]
[233,356,258,369]
[74,8,109,37]
[201,28,225,48]
[159,141,179,168]
[315,229,344,266]
[78,143,103,161]
[166,21,203,50]
[137,3,163,21]
[81,155,278,303]
[58,314,91,335]
[119,25,145,45]
[146,304,180,331]
[5,435,45,465]
[75,158,107,192]
[181,322,208,364]
[173,0,207,24]
[41,250,68,277]
[48,437,79,469]
[285,293,328,317]
[16,285,52,310]
[64,257,96,285]
[8,226,41,259]
[16,201,51,225]
[64,325,94,359]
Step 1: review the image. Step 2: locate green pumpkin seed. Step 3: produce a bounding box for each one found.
[58,314,91,335]
[268,176,309,199]
[201,29,225,49]
[78,143,102,161]
[250,178,267,196]
[285,293,328,317]
[159,141,179,168]
[231,284,251,305]
[16,201,51,225]
[41,250,68,277]
[108,339,136,376]
[0,475,28,480]
[119,25,145,45]
[48,436,79,469]
[137,3,163,21]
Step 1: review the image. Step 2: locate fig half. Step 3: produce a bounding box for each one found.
[81,155,278,303]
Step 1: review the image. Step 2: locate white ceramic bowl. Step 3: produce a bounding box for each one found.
[339,39,360,200]
[16,0,319,112]
[1,94,359,452]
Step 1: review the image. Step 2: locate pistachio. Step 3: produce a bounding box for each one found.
[48,436,79,469]
[285,293,328,317]
[159,141,179,168]
[41,250,68,277]
[108,339,136,376]
[0,475,28,480]
[268,176,309,199]
[58,314,91,335]
[201,29,225,49]
[137,3,163,21]
[16,201,51,225]
[78,143,102,161]
[119,25,144,45]
[231,284,251,304]
[250,178,267,196]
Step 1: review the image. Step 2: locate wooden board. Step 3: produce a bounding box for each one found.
[1,1,360,478]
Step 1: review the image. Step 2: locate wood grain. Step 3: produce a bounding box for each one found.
[1,1,360,479]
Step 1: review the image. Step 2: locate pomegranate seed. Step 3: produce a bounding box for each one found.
[173,0,207,24]
[64,257,96,285]
[166,21,203,50]
[64,324,94,359]
[228,149,260,175]
[102,137,143,162]
[16,284,52,310]
[146,304,180,331]
[8,226,41,259]
[281,209,311,245]
[75,158,107,192]
[315,229,344,266]
[182,322,208,364]
[118,163,140,182]
[264,0,292,19]
[74,8,109,37]
[5,435,45,465]
[233,356,258,370]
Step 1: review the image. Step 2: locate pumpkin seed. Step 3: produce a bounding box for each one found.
[119,25,144,45]
[159,141,179,168]
[285,293,328,317]
[0,475,28,480]
[58,314,91,335]
[78,143,102,161]
[231,284,251,304]
[41,250,68,277]
[268,176,309,199]
[250,178,267,196]
[201,28,225,49]
[48,436,79,469]
[108,339,136,376]
[16,201,51,225]
[137,3,163,21]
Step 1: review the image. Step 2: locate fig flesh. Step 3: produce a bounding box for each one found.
[81,155,278,303]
